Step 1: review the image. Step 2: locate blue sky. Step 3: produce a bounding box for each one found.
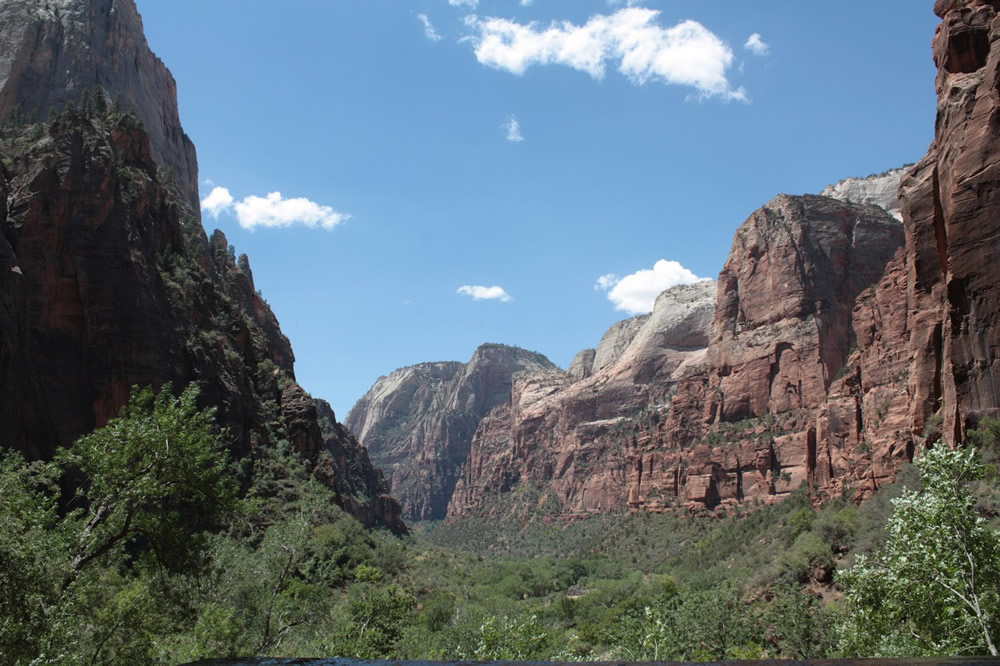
[134,0,939,417]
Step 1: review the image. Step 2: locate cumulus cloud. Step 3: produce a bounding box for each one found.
[235,192,348,230]
[201,186,234,218]
[418,13,442,41]
[502,115,524,142]
[744,33,769,56]
[200,185,349,231]
[457,285,512,302]
[596,259,704,314]
[449,0,478,7]
[468,8,746,101]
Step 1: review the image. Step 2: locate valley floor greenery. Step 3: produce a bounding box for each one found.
[2,384,999,663]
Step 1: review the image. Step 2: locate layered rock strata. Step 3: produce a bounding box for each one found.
[448,280,718,519]
[345,344,556,520]
[445,0,1000,519]
[448,196,907,518]
[0,0,199,209]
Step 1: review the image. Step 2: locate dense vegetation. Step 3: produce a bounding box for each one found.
[2,376,999,663]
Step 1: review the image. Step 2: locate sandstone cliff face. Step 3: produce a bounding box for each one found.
[448,281,717,519]
[0,3,406,534]
[0,0,199,209]
[447,1,1000,520]
[345,344,556,520]
[900,0,1000,444]
[449,195,910,519]
[821,167,909,220]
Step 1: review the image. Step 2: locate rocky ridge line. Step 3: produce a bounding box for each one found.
[345,343,557,521]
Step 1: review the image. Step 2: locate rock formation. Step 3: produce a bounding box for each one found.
[345,344,556,520]
[0,0,405,533]
[448,280,717,519]
[900,0,1000,444]
[821,167,909,220]
[0,0,199,209]
[443,0,1000,520]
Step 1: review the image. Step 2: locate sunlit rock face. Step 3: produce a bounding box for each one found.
[345,344,557,521]
[821,167,909,220]
[900,0,1000,444]
[445,0,1000,519]
[448,280,717,520]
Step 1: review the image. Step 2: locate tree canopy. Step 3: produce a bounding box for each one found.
[838,444,1000,657]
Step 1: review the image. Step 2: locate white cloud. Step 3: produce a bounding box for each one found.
[467,8,746,101]
[744,33,769,56]
[595,273,619,291]
[418,13,442,41]
[457,285,512,302]
[234,192,349,231]
[201,186,234,218]
[201,185,349,231]
[520,0,533,5]
[502,115,524,142]
[449,0,478,7]
[596,259,704,314]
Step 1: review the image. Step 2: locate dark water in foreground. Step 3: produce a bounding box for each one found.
[187,658,1000,666]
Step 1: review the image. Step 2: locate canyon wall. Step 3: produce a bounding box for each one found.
[0,0,199,209]
[345,344,556,520]
[443,0,1000,520]
[0,0,405,533]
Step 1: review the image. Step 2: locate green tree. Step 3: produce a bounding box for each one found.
[838,445,1000,657]
[57,383,237,588]
[462,612,550,661]
[0,452,68,662]
[1,384,238,664]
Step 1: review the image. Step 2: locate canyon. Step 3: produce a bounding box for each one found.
[350,0,1000,522]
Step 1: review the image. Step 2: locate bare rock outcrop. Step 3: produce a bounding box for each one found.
[821,167,909,220]
[593,314,649,372]
[345,344,557,521]
[447,0,1000,520]
[448,281,717,519]
[900,0,1000,443]
[567,349,596,379]
[449,194,909,519]
[0,0,199,209]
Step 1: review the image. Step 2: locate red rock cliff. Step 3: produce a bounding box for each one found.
[901,0,1000,444]
[445,1,1000,520]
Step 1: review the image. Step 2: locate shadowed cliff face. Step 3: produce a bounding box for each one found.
[345,344,557,521]
[0,0,199,210]
[0,0,407,534]
[0,110,404,534]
